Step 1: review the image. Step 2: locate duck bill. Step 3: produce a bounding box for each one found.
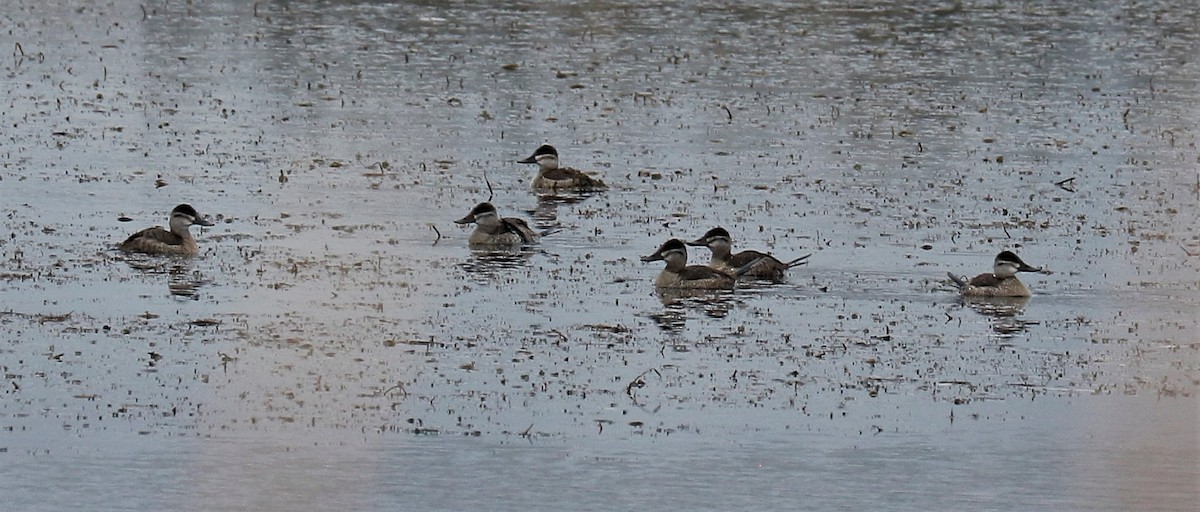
[454,214,475,225]
[685,237,708,247]
[517,154,537,164]
[194,216,215,227]
[1018,262,1042,272]
[640,253,664,263]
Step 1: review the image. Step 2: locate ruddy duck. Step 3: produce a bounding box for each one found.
[119,203,215,257]
[687,227,810,282]
[517,144,607,191]
[455,202,540,246]
[947,250,1042,297]
[642,238,764,289]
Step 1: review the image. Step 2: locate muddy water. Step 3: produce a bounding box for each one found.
[2,0,1198,510]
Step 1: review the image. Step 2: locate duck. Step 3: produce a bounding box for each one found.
[455,202,541,246]
[947,250,1042,297]
[687,227,810,282]
[119,203,215,257]
[642,238,765,289]
[517,144,607,191]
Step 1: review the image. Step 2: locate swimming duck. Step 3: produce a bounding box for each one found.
[642,238,765,289]
[687,227,810,281]
[517,144,607,191]
[119,203,215,257]
[455,202,540,246]
[947,250,1042,297]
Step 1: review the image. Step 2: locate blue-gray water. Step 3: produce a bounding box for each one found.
[2,0,1197,510]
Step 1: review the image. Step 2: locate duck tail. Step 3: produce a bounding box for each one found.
[581,173,608,189]
[733,256,769,278]
[946,272,968,289]
[784,254,812,268]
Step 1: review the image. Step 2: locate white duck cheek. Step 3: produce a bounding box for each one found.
[993,262,1019,278]
[169,215,193,232]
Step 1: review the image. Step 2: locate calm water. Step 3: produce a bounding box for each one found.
[2,0,1198,510]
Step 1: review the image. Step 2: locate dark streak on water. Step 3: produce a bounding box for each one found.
[1,1,1198,511]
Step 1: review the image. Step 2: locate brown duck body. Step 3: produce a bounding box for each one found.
[949,273,1032,297]
[654,263,737,289]
[532,166,606,191]
[466,218,539,246]
[709,250,792,282]
[120,227,199,256]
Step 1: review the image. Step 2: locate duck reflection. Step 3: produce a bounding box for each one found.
[458,247,536,283]
[648,288,741,331]
[123,254,209,300]
[959,295,1033,335]
[167,264,208,299]
[528,190,602,224]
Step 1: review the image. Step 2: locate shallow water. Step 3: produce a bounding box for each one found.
[2,0,1198,510]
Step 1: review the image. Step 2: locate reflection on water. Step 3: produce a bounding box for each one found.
[122,254,209,300]
[3,0,1199,510]
[458,248,536,283]
[528,191,603,225]
[648,287,747,330]
[958,296,1034,335]
[958,295,1031,318]
[167,265,208,299]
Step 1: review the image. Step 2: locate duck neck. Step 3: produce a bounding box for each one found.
[663,254,688,273]
[169,216,194,239]
[708,242,732,263]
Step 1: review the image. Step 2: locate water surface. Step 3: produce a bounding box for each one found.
[2,0,1197,510]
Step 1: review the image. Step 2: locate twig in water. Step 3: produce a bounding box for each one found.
[624,368,661,398]
[428,223,442,242]
[1054,177,1076,192]
[720,104,732,122]
[484,169,494,201]
[380,383,408,397]
[1180,243,1198,257]
[1002,223,1011,239]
